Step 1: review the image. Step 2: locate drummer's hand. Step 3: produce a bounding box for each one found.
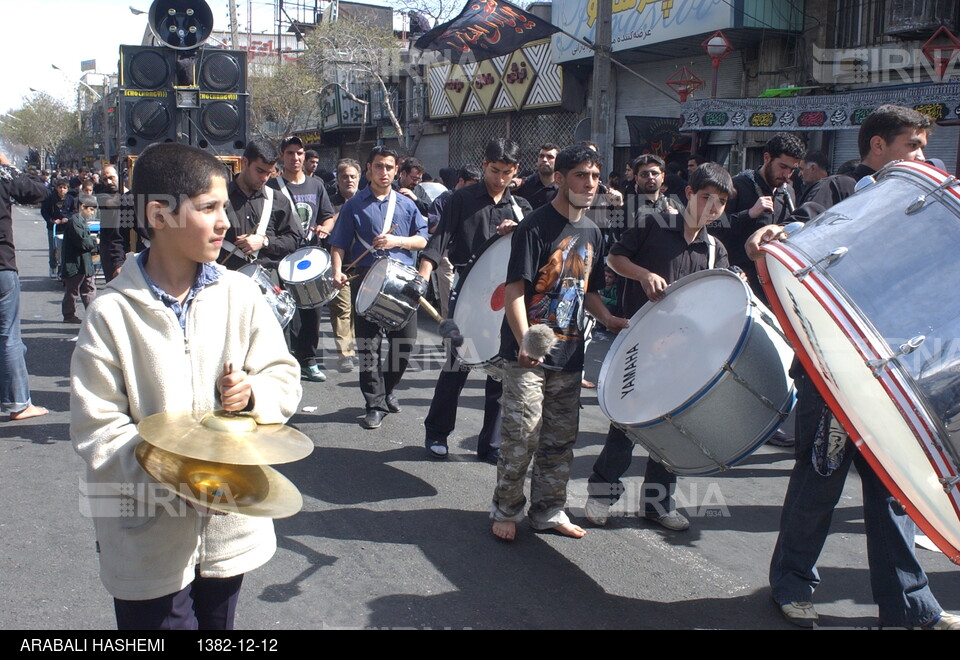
[745,224,786,262]
[605,315,629,334]
[372,233,401,250]
[496,218,518,236]
[518,347,543,369]
[219,368,253,412]
[639,272,669,301]
[312,225,330,241]
[606,189,624,208]
[749,196,774,219]
[332,271,349,288]
[235,233,263,254]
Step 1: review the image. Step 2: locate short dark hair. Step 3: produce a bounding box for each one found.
[243,138,280,166]
[131,143,228,237]
[366,145,399,166]
[336,158,361,175]
[765,133,806,160]
[688,153,707,165]
[538,142,560,154]
[484,138,521,165]
[631,154,665,172]
[688,162,735,198]
[857,104,932,159]
[459,164,482,183]
[802,151,830,172]
[54,178,69,188]
[305,149,319,160]
[399,157,425,174]
[555,144,601,175]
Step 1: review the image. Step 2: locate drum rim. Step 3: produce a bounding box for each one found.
[760,242,960,564]
[597,269,755,427]
[449,233,512,368]
[877,160,960,212]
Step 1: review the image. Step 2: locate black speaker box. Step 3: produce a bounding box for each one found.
[117,90,179,155]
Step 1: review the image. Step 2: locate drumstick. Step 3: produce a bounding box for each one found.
[344,223,399,271]
[418,296,443,323]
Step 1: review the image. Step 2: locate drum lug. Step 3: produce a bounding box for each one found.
[865,335,926,377]
[904,175,958,215]
[792,247,848,280]
[941,475,960,492]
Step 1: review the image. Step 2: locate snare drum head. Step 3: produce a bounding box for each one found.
[598,270,751,425]
[451,235,511,366]
[278,247,331,284]
[355,258,390,314]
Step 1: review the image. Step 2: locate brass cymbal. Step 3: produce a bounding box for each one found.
[135,442,304,519]
[138,410,313,465]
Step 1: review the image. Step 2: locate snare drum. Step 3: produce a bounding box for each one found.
[449,234,511,378]
[238,263,296,328]
[759,159,960,563]
[355,258,420,330]
[598,269,795,475]
[277,247,338,308]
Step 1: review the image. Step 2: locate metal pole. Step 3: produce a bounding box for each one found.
[589,0,613,177]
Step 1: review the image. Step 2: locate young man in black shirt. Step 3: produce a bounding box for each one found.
[490,144,627,541]
[514,142,559,210]
[585,163,736,532]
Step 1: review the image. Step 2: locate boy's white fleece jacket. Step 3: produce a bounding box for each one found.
[70,253,303,600]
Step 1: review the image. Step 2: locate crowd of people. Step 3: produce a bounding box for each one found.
[1,102,957,630]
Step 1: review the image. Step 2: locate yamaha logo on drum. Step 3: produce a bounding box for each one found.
[621,343,640,399]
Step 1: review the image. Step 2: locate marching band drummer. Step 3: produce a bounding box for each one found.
[746,104,960,629]
[70,143,302,630]
[221,139,304,271]
[329,146,428,431]
[583,163,737,533]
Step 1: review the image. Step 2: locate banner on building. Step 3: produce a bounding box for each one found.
[681,83,960,131]
[415,0,560,65]
[626,116,690,158]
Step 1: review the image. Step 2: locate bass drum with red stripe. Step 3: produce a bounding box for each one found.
[759,159,960,564]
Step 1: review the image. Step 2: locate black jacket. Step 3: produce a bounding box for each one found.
[1,166,49,272]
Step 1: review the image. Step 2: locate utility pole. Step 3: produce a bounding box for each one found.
[589,0,613,179]
[229,0,240,48]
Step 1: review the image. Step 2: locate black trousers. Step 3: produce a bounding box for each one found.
[113,572,243,631]
[423,356,501,456]
[351,270,418,412]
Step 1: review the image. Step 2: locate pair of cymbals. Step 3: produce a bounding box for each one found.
[135,410,313,518]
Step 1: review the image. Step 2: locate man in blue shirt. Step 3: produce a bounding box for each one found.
[330,146,428,430]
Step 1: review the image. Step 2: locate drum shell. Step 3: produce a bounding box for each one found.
[619,306,795,475]
[356,258,420,330]
[278,247,338,309]
[237,263,296,328]
[598,270,795,475]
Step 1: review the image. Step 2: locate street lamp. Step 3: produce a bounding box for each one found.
[701,31,733,99]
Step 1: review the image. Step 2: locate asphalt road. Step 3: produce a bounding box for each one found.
[2,202,958,630]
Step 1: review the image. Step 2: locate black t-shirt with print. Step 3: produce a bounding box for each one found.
[498,203,606,372]
[269,175,334,241]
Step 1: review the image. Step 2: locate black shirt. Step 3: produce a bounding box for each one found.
[514,172,558,210]
[498,203,606,372]
[612,212,730,317]
[224,178,305,269]
[1,166,48,272]
[421,181,532,270]
[715,169,796,272]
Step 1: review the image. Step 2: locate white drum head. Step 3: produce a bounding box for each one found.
[452,235,511,366]
[762,243,960,562]
[278,247,331,284]
[599,270,750,425]
[356,258,389,314]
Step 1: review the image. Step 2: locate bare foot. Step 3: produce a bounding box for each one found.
[552,521,586,538]
[492,520,516,541]
[9,404,49,421]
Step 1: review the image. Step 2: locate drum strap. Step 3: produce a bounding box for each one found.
[706,233,717,269]
[509,194,524,222]
[275,174,295,208]
[256,185,274,237]
[354,191,397,253]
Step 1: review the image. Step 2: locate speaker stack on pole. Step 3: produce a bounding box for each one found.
[117,0,248,158]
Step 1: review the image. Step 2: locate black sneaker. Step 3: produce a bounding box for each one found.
[361,409,386,429]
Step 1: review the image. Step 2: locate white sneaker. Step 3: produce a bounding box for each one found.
[584,497,610,526]
[923,612,960,630]
[780,601,818,628]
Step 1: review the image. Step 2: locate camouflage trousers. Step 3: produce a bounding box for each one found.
[491,360,581,529]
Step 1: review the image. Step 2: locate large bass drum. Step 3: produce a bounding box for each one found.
[448,234,512,378]
[598,269,795,475]
[759,159,960,564]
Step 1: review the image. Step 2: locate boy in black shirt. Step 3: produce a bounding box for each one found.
[491,145,627,541]
[585,163,736,531]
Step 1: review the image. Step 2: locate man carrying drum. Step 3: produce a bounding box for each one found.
[747,104,959,629]
[221,139,304,271]
[584,163,737,533]
[329,146,428,431]
[417,138,532,461]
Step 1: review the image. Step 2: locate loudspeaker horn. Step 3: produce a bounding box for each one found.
[148,0,214,50]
